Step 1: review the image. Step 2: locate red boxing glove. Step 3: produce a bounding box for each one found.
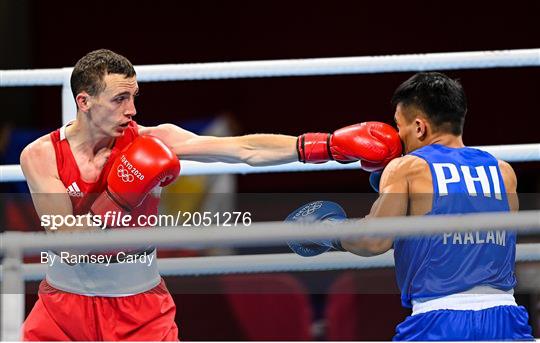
[297,122,402,171]
[91,135,181,219]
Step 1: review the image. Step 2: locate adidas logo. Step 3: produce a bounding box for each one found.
[67,182,84,198]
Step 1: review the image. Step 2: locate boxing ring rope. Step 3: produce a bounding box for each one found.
[1,48,540,339]
[0,49,538,127]
[1,143,539,182]
[1,211,540,340]
[2,211,540,253]
[2,244,540,282]
[2,49,539,86]
[1,48,539,183]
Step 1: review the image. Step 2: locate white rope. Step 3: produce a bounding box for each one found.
[1,143,539,182]
[1,214,538,341]
[0,164,25,182]
[1,243,538,281]
[1,211,539,254]
[1,49,538,87]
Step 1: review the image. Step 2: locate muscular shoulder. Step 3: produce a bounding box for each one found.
[21,134,54,162]
[379,155,429,194]
[497,159,517,193]
[498,159,515,176]
[378,156,412,191]
[382,155,427,179]
[137,123,197,146]
[20,134,58,179]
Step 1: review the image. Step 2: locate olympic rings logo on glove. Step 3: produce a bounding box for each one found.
[292,201,323,220]
[117,165,135,182]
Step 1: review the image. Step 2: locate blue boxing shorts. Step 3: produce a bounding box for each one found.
[394,305,533,341]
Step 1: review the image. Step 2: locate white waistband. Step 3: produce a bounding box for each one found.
[46,250,160,297]
[411,286,517,316]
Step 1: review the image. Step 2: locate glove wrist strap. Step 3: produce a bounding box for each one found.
[297,133,332,163]
[90,190,131,228]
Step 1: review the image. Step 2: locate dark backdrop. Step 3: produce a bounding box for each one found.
[2,1,539,339]
[2,0,538,193]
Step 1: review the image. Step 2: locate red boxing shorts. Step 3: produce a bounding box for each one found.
[22,279,179,341]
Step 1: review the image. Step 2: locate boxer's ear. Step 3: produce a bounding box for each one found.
[414,118,428,140]
[76,91,91,113]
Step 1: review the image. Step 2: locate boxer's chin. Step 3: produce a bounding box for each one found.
[113,126,127,136]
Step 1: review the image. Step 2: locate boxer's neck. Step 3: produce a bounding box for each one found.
[66,119,115,156]
[428,133,465,148]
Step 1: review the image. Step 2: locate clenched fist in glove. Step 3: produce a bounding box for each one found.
[286,201,347,257]
[91,135,180,221]
[297,122,402,171]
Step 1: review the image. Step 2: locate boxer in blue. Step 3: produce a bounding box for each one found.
[288,72,534,340]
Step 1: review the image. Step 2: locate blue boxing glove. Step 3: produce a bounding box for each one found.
[285,201,347,257]
[369,171,383,193]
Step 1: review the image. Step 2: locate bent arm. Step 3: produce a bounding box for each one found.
[341,158,409,256]
[20,139,97,233]
[139,124,298,165]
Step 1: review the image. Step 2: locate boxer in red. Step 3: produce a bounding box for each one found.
[19,49,401,341]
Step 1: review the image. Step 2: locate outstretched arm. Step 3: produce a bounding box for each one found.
[140,121,401,169]
[139,124,297,166]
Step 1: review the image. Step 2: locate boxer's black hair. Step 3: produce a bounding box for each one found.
[391,72,467,135]
[71,49,136,101]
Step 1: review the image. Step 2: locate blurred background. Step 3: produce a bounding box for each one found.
[1,0,539,340]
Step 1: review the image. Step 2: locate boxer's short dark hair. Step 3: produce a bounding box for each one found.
[71,49,136,99]
[391,72,467,135]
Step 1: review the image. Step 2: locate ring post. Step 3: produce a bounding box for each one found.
[61,67,76,125]
[1,244,25,341]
